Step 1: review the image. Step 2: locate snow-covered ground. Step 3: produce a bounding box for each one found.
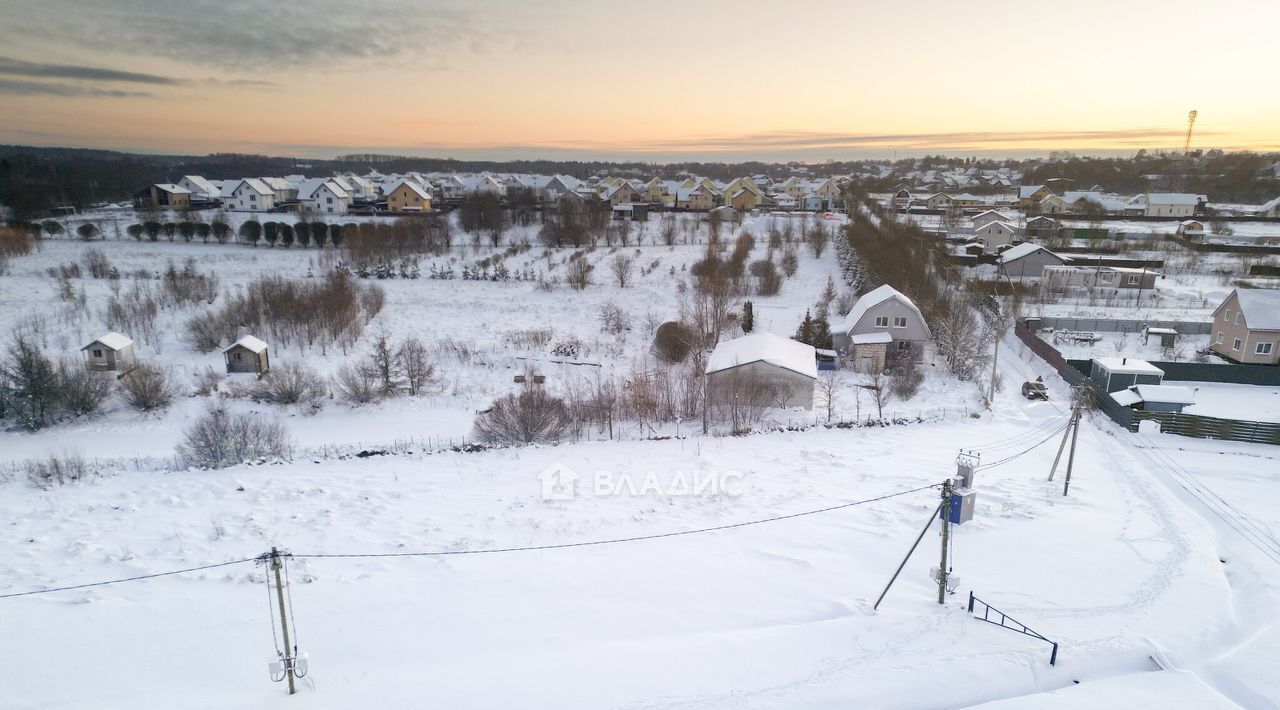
[1179,382,1280,423]
[2,333,1279,708]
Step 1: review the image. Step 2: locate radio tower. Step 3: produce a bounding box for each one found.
[1183,110,1198,155]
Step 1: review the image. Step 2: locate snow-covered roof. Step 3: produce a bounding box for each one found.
[1257,195,1280,213]
[1112,384,1197,407]
[387,179,431,200]
[999,243,1059,263]
[261,177,294,191]
[1147,192,1202,206]
[835,284,927,335]
[224,335,268,354]
[976,221,1016,232]
[181,175,218,196]
[1093,357,1164,376]
[1145,327,1177,335]
[154,183,190,194]
[83,331,132,351]
[849,332,893,345]
[1233,289,1280,330]
[1018,185,1046,198]
[235,178,273,196]
[707,333,817,379]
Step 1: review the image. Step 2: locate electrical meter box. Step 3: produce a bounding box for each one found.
[940,489,976,525]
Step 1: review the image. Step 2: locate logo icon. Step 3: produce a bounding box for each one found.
[539,462,578,501]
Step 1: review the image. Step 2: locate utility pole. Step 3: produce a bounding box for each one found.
[1049,386,1086,483]
[938,480,952,604]
[873,497,943,611]
[1062,406,1082,497]
[271,547,296,696]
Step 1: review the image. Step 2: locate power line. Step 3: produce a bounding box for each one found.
[0,485,940,600]
[293,484,942,560]
[0,558,258,600]
[975,422,1071,471]
[967,414,1071,455]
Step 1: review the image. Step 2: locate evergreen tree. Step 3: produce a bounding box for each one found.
[742,300,754,333]
[794,309,815,346]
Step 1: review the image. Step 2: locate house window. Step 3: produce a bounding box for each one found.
[250,194,256,202]
[896,340,910,351]
[93,349,102,357]
[1235,313,1243,325]
[1232,338,1242,351]
[875,316,889,327]
[893,317,907,328]
[1257,342,1274,355]
[1126,274,1139,285]
[1216,332,1224,344]
[234,352,242,361]
[326,197,333,204]
[1223,308,1231,321]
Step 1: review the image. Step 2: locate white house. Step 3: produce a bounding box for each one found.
[298,179,351,216]
[81,331,135,372]
[178,175,220,202]
[1144,193,1203,217]
[229,178,276,211]
[464,174,506,196]
[831,284,932,364]
[973,220,1020,251]
[971,209,1014,229]
[261,177,298,203]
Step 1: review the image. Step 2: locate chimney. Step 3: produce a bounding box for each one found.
[1122,357,1127,365]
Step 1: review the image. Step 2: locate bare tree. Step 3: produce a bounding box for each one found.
[250,363,327,406]
[865,367,892,421]
[566,256,594,290]
[367,328,403,397]
[397,337,436,396]
[611,254,635,288]
[815,370,841,424]
[473,383,571,445]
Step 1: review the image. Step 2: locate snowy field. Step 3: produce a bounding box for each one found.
[3,211,980,467]
[2,336,1279,708]
[3,214,1280,708]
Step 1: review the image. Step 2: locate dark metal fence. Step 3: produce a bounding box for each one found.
[1131,411,1280,445]
[968,592,1059,666]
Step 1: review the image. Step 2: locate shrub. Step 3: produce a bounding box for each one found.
[887,351,923,399]
[250,363,327,405]
[25,454,92,489]
[566,256,593,290]
[652,321,694,363]
[177,405,292,469]
[58,362,111,415]
[120,364,176,412]
[750,259,781,296]
[598,302,631,334]
[332,362,378,404]
[473,384,570,445]
[83,248,112,279]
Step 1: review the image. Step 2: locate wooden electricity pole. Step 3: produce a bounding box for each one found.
[271,547,296,695]
[1062,411,1082,497]
[937,480,952,605]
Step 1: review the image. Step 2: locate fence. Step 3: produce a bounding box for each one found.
[1027,316,1212,335]
[1066,358,1280,387]
[1131,410,1280,445]
[1014,321,1085,385]
[967,592,1059,666]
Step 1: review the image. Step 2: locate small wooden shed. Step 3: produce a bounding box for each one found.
[81,332,136,372]
[223,335,270,374]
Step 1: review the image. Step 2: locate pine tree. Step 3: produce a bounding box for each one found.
[794,309,815,346]
[742,300,754,333]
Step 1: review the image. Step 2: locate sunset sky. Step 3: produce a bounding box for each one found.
[2,0,1277,161]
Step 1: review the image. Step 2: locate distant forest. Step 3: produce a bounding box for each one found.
[1,144,1276,221]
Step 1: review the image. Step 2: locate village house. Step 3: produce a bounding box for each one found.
[601,182,642,208]
[971,210,1014,229]
[384,179,432,213]
[133,184,191,210]
[81,332,135,372]
[830,284,931,365]
[228,178,276,211]
[706,332,817,410]
[223,335,270,375]
[298,179,352,216]
[1176,219,1206,240]
[177,175,220,203]
[972,220,1020,251]
[1042,265,1158,292]
[677,185,716,211]
[998,243,1066,279]
[261,177,298,203]
[1143,193,1204,217]
[1018,185,1054,210]
[1024,215,1060,238]
[923,193,953,211]
[1209,289,1280,365]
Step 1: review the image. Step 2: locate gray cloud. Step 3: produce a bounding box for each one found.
[3,0,513,71]
[0,55,180,84]
[0,78,151,98]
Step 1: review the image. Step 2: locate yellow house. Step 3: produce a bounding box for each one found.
[728,186,763,211]
[385,179,432,212]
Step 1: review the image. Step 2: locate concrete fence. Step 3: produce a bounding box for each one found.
[1027,316,1212,335]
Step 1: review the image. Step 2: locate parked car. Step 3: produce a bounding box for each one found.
[1021,381,1049,400]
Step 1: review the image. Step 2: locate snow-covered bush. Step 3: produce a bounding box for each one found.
[332,362,378,404]
[24,453,92,489]
[473,384,570,445]
[250,363,327,406]
[57,361,112,415]
[120,364,176,412]
[177,405,292,469]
